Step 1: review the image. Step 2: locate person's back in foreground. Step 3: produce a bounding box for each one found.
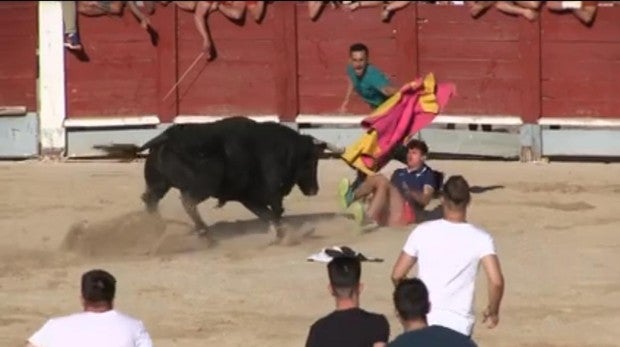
[305,255,390,347]
[387,278,477,347]
[26,269,152,347]
[391,175,505,337]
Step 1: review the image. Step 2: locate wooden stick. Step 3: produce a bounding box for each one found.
[162,51,205,101]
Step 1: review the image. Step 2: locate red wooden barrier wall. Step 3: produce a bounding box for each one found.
[60,2,620,124]
[0,2,37,112]
[541,8,620,118]
[64,7,159,118]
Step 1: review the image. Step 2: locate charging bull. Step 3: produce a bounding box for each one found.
[93,116,342,244]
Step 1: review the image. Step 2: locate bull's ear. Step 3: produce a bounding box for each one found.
[311,137,327,151]
[311,137,325,146]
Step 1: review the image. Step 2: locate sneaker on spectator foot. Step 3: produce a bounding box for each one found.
[338,177,356,210]
[349,201,365,226]
[64,33,82,50]
[349,201,379,233]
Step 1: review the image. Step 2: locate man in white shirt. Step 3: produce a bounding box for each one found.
[390,175,505,337]
[25,269,153,347]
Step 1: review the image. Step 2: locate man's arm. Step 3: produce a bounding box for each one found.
[405,185,434,208]
[135,321,154,347]
[480,254,505,328]
[127,1,150,29]
[391,251,417,286]
[305,324,320,347]
[381,84,398,97]
[340,79,354,113]
[404,168,437,207]
[24,343,37,347]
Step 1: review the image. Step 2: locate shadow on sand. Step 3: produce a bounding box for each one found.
[199,212,342,241]
[60,210,346,259]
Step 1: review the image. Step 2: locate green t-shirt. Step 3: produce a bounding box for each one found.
[346,63,391,108]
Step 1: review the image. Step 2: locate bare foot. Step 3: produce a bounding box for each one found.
[523,8,539,21]
[574,8,596,25]
[470,4,486,17]
[381,9,390,22]
[202,42,214,61]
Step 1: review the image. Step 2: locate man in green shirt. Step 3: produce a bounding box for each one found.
[340,43,398,113]
[339,42,402,222]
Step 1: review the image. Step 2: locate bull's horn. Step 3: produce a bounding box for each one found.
[312,137,345,154]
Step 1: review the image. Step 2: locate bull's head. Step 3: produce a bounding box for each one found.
[295,137,343,196]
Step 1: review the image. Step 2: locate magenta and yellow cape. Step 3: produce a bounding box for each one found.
[340,72,456,175]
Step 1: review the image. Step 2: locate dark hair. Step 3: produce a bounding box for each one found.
[442,175,471,207]
[393,278,430,321]
[327,256,361,298]
[406,139,429,156]
[81,269,116,303]
[349,43,369,55]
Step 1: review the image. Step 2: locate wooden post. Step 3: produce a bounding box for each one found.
[518,12,541,124]
[518,12,542,161]
[156,5,178,123]
[273,2,299,123]
[394,2,418,82]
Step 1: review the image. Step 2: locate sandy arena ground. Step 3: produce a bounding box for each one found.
[1,158,619,346]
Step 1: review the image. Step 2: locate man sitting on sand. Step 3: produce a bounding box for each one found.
[339,139,439,227]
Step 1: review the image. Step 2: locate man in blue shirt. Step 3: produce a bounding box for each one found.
[385,278,477,347]
[339,139,439,227]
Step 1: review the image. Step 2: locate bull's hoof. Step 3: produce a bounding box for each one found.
[268,236,285,247]
[195,227,209,237]
[268,224,286,239]
[196,229,217,246]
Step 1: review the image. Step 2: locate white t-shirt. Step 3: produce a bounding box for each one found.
[28,310,153,347]
[402,219,496,336]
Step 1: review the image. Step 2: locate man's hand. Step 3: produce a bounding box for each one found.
[482,307,499,329]
[403,185,434,208]
[481,254,504,329]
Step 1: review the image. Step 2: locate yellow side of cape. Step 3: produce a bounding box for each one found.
[339,73,440,175]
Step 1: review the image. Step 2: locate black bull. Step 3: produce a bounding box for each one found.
[93,117,342,243]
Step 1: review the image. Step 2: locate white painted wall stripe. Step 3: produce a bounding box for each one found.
[63,116,160,127]
[538,117,620,127]
[295,115,523,125]
[173,115,280,124]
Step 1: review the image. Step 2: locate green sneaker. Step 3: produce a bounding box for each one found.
[349,201,365,226]
[338,178,355,209]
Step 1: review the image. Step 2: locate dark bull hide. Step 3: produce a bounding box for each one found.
[93,116,341,243]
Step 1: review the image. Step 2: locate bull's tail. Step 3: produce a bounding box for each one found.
[92,143,145,160]
[93,130,170,160]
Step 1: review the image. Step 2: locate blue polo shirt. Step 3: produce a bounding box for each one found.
[390,164,437,204]
[346,64,391,108]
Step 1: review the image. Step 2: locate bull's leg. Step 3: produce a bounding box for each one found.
[141,185,170,213]
[142,150,171,213]
[268,198,286,242]
[180,192,211,238]
[240,201,271,224]
[240,201,285,243]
